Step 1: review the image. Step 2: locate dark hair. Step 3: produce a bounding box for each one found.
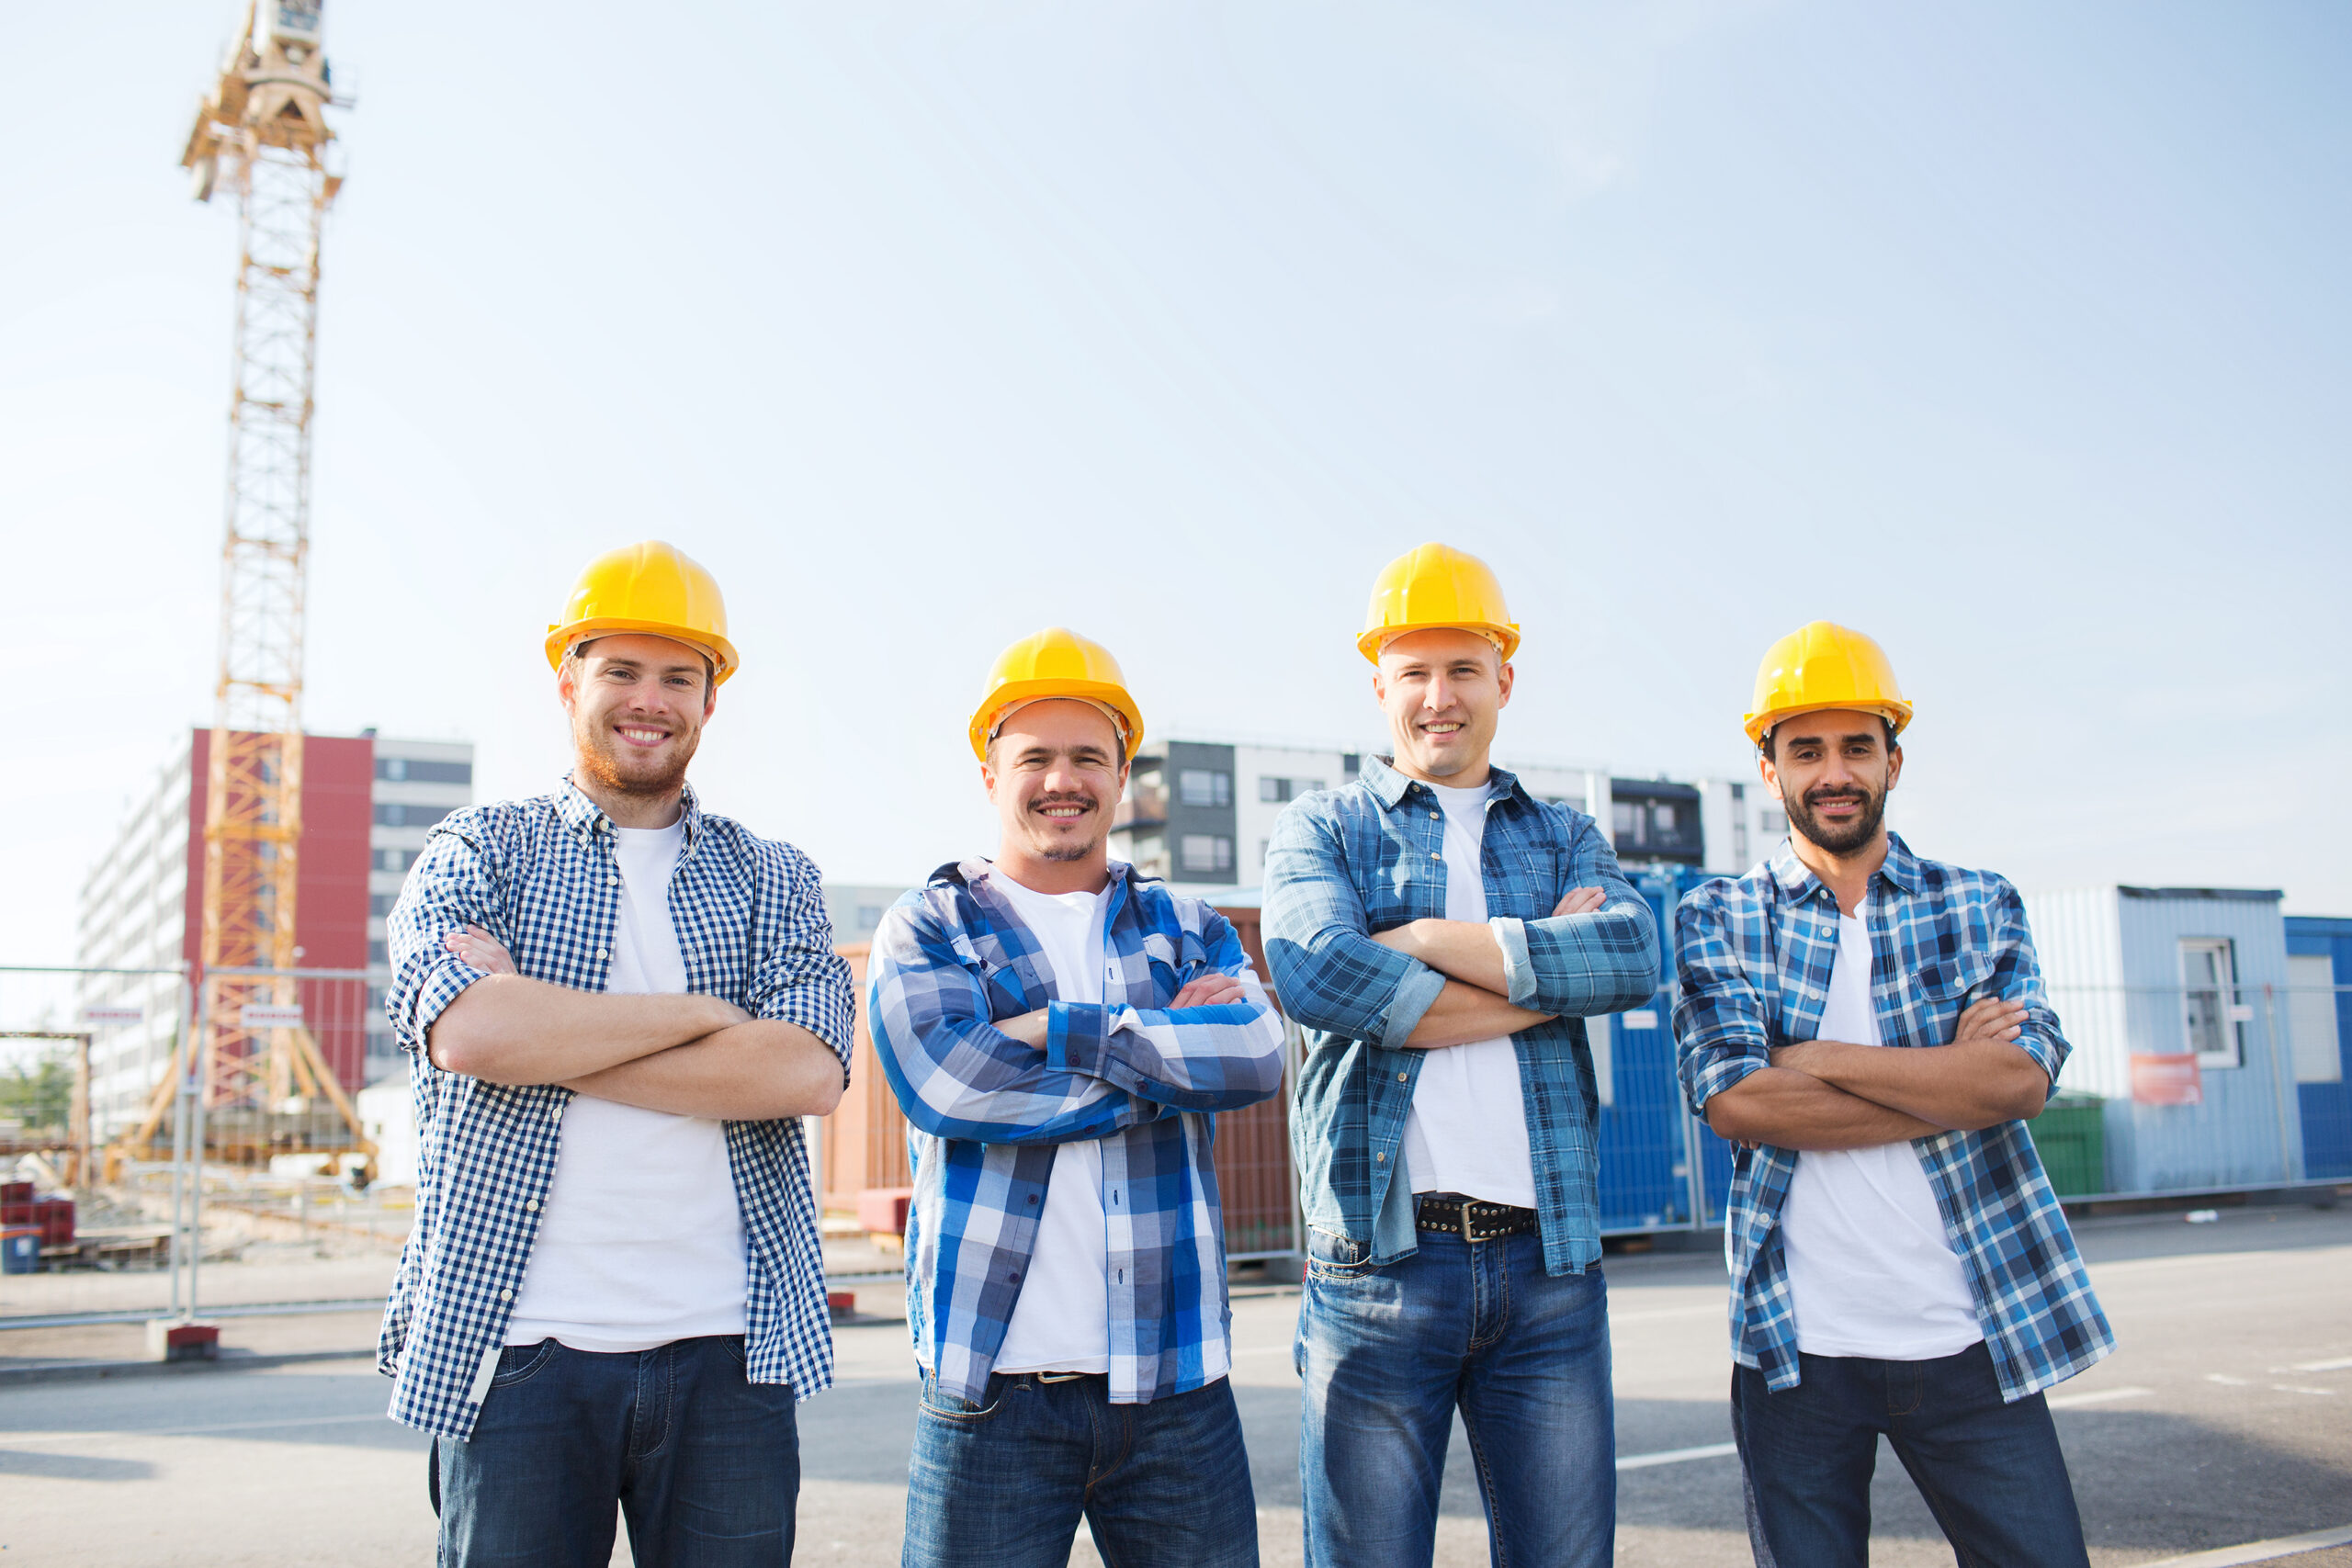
[1760,716,1898,761]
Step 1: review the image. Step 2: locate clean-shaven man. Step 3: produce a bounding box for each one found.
[379,541,854,1566]
[1676,620,2112,1568]
[869,628,1286,1568]
[1262,544,1659,1568]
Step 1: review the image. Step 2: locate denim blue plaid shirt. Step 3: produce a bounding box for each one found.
[868,859,1285,1406]
[377,779,856,1440]
[1673,832,2114,1401]
[1261,755,1660,1275]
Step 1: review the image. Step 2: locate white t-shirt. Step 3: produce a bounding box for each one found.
[1779,901,1982,1360]
[505,818,750,1352]
[988,874,1114,1377]
[1399,781,1538,1209]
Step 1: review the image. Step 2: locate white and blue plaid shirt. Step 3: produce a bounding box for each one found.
[868,860,1286,1406]
[1673,832,2114,1401]
[377,779,855,1439]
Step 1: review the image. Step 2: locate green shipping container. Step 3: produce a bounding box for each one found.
[2030,1094,2108,1199]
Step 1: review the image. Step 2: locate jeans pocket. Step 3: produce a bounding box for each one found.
[718,1334,748,1367]
[489,1339,560,1389]
[917,1377,1002,1424]
[1305,1226,1379,1283]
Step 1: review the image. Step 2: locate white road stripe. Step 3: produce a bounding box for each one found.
[2288,1355,2352,1372]
[2270,1384,2336,1396]
[2045,1384,2153,1410]
[2131,1522,2352,1568]
[1616,1441,1738,1471]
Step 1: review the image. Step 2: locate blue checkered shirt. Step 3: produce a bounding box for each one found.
[376,779,855,1439]
[1261,755,1660,1275]
[868,859,1285,1406]
[1673,832,2115,1401]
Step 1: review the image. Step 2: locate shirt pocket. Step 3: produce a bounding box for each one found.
[1905,953,1998,1045]
[1138,929,1209,999]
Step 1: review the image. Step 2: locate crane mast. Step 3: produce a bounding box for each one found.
[124,0,370,1170]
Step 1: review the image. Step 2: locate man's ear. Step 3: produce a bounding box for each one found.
[1495,659,1514,708]
[1758,749,1784,803]
[1884,742,1903,793]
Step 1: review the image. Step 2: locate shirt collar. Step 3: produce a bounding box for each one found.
[1360,753,1526,812]
[556,774,704,853]
[1767,829,1918,904]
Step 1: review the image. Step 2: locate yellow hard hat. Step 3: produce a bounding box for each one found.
[1743,621,1913,748]
[968,627,1146,762]
[1357,542,1521,664]
[545,541,741,684]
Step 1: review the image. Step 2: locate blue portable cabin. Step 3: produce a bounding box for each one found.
[2025,886,2305,1195]
[2285,916,2352,1181]
[1590,865,1738,1233]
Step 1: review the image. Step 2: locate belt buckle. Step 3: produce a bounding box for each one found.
[1460,1201,1481,1243]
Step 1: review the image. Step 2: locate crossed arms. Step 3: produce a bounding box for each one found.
[866,896,1286,1146]
[1675,886,2059,1153]
[429,927,847,1121]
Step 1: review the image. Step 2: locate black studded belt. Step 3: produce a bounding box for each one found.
[1414,1194,1539,1243]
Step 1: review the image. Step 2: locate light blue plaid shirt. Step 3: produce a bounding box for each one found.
[867,859,1285,1406]
[377,779,855,1439]
[1673,832,2114,1401]
[1261,755,1660,1275]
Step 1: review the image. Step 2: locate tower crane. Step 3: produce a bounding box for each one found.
[114,0,371,1179]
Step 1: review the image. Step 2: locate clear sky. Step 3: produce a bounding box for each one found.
[5,1,2347,968]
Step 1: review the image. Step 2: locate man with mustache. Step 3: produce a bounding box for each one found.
[1675,621,2111,1568]
[378,541,855,1565]
[1261,544,1659,1568]
[868,627,1286,1568]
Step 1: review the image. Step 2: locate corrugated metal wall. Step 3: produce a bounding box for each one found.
[2023,887,2129,1100]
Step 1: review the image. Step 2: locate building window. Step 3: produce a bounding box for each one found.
[1759,807,1789,839]
[368,939,388,965]
[1341,753,1361,777]
[369,892,400,917]
[1260,777,1289,803]
[1613,801,1643,846]
[374,803,455,829]
[377,757,472,784]
[1179,834,1233,874]
[2180,939,2244,1068]
[1179,770,1231,808]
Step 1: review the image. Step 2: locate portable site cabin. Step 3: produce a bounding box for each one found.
[2285,916,2352,1180]
[2023,886,2305,1197]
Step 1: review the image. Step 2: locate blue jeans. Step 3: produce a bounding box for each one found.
[431,1336,798,1567]
[902,1370,1259,1568]
[1731,1342,2090,1568]
[1295,1226,1615,1567]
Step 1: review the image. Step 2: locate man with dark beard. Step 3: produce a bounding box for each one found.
[1674,621,2112,1568]
[378,540,854,1566]
[869,627,1285,1568]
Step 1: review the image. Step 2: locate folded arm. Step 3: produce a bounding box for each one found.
[1702,1065,1945,1149]
[561,1020,847,1120]
[1772,1000,2050,1132]
[1261,810,1449,1050]
[867,903,1171,1145]
[426,966,746,1083]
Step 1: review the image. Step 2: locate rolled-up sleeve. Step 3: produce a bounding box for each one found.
[1487,816,1659,1016]
[383,827,499,1055]
[746,842,857,1082]
[1048,911,1285,1110]
[1988,877,2069,1096]
[1671,884,1772,1116]
[1261,801,1444,1050]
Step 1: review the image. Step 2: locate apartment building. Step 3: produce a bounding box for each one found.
[73,729,473,1132]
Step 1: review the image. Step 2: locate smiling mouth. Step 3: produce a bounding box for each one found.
[1422,721,1464,738]
[1034,801,1093,823]
[615,725,671,748]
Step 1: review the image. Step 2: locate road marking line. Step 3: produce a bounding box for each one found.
[2288,1356,2352,1372]
[2045,1384,2152,1410]
[2131,1522,2352,1567]
[1616,1441,1738,1471]
[2270,1384,2336,1396]
[2207,1373,2251,1386]
[0,1412,390,1448]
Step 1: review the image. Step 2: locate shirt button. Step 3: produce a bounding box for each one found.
[1431,852,1442,860]
[1376,1152,1386,1162]
[499,1288,513,1302]
[525,1199,539,1213]
[596,948,609,960]
[548,1108,561,1122]
[1397,1071,1408,1082]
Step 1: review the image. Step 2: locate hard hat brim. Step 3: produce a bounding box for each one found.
[1357,620,1521,666]
[546,618,741,684]
[1744,699,1913,749]
[969,679,1145,762]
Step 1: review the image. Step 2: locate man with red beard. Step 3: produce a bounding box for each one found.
[1675,621,2111,1568]
[378,541,854,1566]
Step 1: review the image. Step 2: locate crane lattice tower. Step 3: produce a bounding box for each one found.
[121,0,369,1172]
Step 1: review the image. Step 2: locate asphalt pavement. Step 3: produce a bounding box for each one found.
[2,1202,2346,1566]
